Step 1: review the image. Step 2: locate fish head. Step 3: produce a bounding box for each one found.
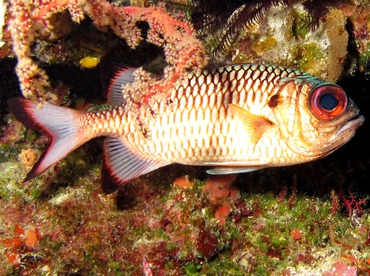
[271,77,364,159]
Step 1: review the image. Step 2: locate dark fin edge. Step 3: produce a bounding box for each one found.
[101,137,168,194]
[8,97,83,182]
[106,67,137,106]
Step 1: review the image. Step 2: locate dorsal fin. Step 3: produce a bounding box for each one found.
[101,137,169,193]
[106,67,137,106]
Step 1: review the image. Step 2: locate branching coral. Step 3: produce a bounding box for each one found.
[7,0,208,102]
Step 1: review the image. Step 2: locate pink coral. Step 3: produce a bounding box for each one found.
[323,261,357,276]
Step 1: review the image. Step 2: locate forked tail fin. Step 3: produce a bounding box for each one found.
[8,98,87,181]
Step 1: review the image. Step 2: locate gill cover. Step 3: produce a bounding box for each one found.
[275,78,351,158]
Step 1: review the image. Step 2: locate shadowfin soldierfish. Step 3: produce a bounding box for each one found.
[8,64,365,193]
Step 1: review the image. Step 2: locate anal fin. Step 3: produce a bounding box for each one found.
[101,137,168,193]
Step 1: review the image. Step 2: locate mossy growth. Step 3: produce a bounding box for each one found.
[296,42,326,76]
[0,142,20,163]
[359,42,370,72]
[1,161,370,275]
[251,36,277,54]
[292,11,312,40]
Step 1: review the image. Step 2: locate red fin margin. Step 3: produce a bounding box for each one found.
[8,97,85,181]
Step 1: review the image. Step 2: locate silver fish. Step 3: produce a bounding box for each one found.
[8,64,364,193]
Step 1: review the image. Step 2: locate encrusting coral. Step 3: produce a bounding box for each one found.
[227,4,351,82]
[325,9,349,82]
[0,0,7,48]
[178,0,370,81]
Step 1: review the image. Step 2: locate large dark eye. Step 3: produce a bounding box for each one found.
[310,85,347,120]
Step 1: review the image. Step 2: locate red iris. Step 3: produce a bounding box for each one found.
[310,85,347,121]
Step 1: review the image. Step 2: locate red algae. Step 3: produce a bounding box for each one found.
[214,204,231,226]
[290,228,303,240]
[0,224,42,269]
[173,175,194,189]
[202,174,239,202]
[2,154,370,274]
[196,229,219,259]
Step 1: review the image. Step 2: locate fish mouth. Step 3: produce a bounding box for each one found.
[336,114,365,136]
[322,114,365,157]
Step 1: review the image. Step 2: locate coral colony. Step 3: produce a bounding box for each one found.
[7,0,208,103]
[184,0,370,82]
[0,0,370,274]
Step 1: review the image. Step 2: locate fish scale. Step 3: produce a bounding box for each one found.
[112,64,306,164]
[82,65,319,164]
[8,63,364,193]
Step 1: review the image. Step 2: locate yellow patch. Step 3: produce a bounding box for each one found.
[79,57,100,69]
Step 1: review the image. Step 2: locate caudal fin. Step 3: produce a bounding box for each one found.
[8,98,86,181]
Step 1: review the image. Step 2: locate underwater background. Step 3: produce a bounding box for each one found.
[1,0,370,274]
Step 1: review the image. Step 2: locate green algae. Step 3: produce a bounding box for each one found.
[292,11,312,40]
[359,42,370,70]
[0,143,19,163]
[296,42,326,75]
[1,150,370,275]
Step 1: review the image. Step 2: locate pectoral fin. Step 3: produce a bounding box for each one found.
[228,104,273,144]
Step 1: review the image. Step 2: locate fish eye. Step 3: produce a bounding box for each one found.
[319,93,338,110]
[310,85,348,120]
